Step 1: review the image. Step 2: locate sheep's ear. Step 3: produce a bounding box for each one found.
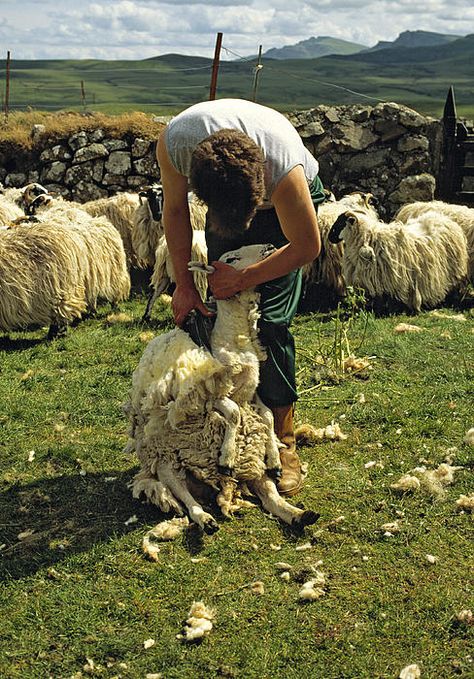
[347,214,358,226]
[188,261,215,274]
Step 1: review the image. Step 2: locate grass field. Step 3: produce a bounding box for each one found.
[0,285,473,678]
[1,42,474,119]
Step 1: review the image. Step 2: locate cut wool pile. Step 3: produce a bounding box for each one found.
[142,517,189,561]
[176,601,215,641]
[399,664,421,679]
[456,494,474,512]
[298,571,327,601]
[464,428,474,446]
[295,422,348,445]
[390,463,463,497]
[342,355,372,373]
[394,323,424,333]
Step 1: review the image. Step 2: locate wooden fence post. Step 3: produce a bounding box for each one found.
[209,32,223,101]
[251,45,263,102]
[4,50,11,123]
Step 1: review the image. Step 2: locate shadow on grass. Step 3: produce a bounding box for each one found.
[0,470,170,581]
[0,335,45,352]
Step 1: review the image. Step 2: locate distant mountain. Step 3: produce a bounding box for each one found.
[262,36,367,60]
[366,29,462,52]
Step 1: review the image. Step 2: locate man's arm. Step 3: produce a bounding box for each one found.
[208,165,321,298]
[157,131,213,325]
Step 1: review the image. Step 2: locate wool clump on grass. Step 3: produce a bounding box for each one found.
[399,664,421,679]
[295,422,348,445]
[463,428,474,446]
[455,494,474,512]
[142,517,189,561]
[177,601,215,642]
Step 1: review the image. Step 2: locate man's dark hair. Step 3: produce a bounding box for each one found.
[190,128,265,237]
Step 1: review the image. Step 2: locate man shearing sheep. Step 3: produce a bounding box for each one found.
[157,98,325,496]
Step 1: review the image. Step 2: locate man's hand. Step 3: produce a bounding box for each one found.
[172,283,214,326]
[208,261,245,299]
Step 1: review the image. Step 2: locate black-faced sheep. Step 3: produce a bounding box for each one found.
[328,209,468,312]
[125,244,319,533]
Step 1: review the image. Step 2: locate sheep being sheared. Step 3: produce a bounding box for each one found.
[328,209,468,312]
[125,244,319,533]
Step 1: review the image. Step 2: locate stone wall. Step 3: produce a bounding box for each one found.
[0,103,443,215]
[0,124,160,203]
[287,101,443,217]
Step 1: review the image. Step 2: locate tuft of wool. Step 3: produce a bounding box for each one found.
[251,581,265,595]
[390,475,421,493]
[380,521,400,534]
[295,422,347,445]
[343,355,372,373]
[463,428,474,446]
[106,312,132,324]
[394,323,423,333]
[399,664,421,679]
[455,493,474,512]
[177,601,215,642]
[298,580,326,601]
[456,609,473,625]
[142,517,189,561]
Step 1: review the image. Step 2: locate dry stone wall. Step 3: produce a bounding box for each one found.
[0,125,160,203]
[1,103,442,215]
[287,101,443,218]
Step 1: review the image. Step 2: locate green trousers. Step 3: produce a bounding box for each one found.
[205,175,326,408]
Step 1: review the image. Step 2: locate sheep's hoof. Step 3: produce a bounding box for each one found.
[141,314,151,323]
[293,510,320,528]
[266,466,282,480]
[217,464,233,477]
[202,517,219,535]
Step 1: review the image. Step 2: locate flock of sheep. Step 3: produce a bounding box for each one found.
[1,180,473,340]
[1,176,473,529]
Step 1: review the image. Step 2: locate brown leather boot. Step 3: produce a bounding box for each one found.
[272,404,303,497]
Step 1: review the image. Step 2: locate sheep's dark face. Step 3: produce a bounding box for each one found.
[26,193,53,215]
[328,212,358,243]
[21,183,49,208]
[139,184,164,222]
[219,243,276,270]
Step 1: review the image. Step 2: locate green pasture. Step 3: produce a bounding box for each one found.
[0,288,473,678]
[1,41,473,118]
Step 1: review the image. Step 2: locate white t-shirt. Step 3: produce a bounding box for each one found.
[165,98,319,208]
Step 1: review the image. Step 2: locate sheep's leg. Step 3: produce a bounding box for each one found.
[142,277,169,322]
[253,395,283,479]
[214,397,240,476]
[157,462,219,534]
[249,476,319,529]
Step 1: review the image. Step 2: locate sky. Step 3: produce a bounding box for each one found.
[0,0,472,61]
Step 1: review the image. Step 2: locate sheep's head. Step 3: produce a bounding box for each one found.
[188,243,276,275]
[139,184,164,222]
[328,210,362,244]
[26,193,54,216]
[339,191,378,215]
[21,183,49,208]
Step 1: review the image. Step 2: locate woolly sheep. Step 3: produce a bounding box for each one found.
[27,193,130,312]
[142,230,208,322]
[395,200,474,281]
[0,222,89,338]
[328,209,468,311]
[132,184,207,269]
[302,192,379,303]
[125,244,319,533]
[81,191,141,268]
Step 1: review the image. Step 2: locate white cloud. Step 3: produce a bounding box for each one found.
[0,0,471,59]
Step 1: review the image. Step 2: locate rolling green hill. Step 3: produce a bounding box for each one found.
[263,36,367,60]
[1,34,473,119]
